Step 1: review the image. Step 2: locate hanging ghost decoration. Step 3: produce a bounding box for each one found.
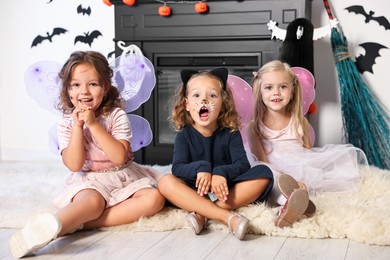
[267,17,339,75]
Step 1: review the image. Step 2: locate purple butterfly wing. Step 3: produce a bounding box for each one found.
[48,122,61,155]
[24,61,62,115]
[127,114,153,152]
[111,46,156,113]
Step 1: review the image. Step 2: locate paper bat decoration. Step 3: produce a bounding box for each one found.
[31,27,68,48]
[107,50,116,60]
[74,30,102,47]
[355,42,388,74]
[77,5,91,16]
[345,5,390,30]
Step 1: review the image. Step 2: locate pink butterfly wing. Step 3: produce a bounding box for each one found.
[228,75,253,146]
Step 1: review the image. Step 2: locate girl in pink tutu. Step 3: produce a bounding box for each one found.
[246,60,368,227]
[9,51,165,258]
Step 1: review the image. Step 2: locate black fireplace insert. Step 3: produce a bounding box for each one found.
[112,0,311,164]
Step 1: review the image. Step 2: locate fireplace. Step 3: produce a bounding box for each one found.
[112,0,311,165]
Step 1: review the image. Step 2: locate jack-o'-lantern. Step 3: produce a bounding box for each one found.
[123,0,136,6]
[158,5,172,17]
[194,2,208,13]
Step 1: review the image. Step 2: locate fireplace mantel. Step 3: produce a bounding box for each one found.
[112,0,312,164]
[112,0,311,41]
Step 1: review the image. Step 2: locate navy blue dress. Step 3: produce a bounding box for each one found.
[172,125,274,202]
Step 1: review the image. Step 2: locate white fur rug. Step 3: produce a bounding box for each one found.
[1,160,389,246]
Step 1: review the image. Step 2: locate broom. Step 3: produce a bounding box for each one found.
[323,0,390,169]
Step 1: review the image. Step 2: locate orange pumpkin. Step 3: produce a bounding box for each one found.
[158,5,172,17]
[194,2,208,13]
[123,0,136,6]
[103,0,112,6]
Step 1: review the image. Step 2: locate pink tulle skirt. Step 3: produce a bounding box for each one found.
[247,142,369,195]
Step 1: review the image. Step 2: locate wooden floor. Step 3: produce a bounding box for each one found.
[1,228,390,260]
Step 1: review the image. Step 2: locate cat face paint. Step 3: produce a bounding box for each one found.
[194,99,216,114]
[185,76,223,134]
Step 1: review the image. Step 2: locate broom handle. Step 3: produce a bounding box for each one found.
[323,0,334,20]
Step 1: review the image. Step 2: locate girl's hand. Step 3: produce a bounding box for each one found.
[211,175,228,201]
[196,172,211,196]
[72,106,86,127]
[73,106,96,127]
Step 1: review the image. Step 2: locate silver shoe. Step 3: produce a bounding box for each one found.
[186,212,206,235]
[227,212,249,240]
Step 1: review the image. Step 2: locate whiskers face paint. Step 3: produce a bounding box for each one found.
[194,102,215,113]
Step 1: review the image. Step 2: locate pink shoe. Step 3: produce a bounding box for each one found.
[277,174,316,217]
[276,189,309,228]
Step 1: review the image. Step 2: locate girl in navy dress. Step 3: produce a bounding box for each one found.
[158,68,274,240]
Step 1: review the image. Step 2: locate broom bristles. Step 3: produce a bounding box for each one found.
[330,28,390,169]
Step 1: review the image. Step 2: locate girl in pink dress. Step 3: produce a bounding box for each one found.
[246,60,368,227]
[9,51,165,258]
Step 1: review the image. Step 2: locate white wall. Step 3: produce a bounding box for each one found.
[0,0,389,161]
[0,0,114,160]
[311,0,390,145]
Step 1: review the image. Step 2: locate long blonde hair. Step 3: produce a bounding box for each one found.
[251,60,311,148]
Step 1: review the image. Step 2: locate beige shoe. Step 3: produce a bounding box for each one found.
[276,189,309,228]
[228,212,249,240]
[277,174,316,217]
[186,212,207,235]
[9,213,61,258]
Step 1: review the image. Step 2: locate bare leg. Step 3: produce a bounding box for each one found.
[158,174,232,226]
[214,178,270,228]
[216,178,270,210]
[56,189,106,237]
[84,188,165,229]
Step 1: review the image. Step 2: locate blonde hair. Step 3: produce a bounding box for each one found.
[251,60,311,148]
[169,71,240,131]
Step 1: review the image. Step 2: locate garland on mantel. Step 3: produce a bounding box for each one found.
[103,0,209,17]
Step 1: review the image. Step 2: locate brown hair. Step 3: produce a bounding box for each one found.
[251,60,311,148]
[57,51,123,115]
[169,71,240,131]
